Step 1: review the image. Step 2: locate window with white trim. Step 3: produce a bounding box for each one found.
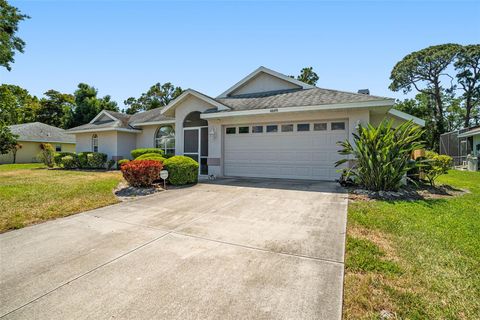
[266,125,278,133]
[154,126,175,155]
[313,123,327,131]
[331,122,346,130]
[297,123,310,131]
[92,134,98,152]
[252,126,263,133]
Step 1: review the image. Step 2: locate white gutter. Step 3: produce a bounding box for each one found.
[68,128,142,134]
[131,120,176,127]
[201,99,394,119]
[16,139,76,144]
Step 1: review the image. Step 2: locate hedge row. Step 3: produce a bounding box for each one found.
[54,152,108,169]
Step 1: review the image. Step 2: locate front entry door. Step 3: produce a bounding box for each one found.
[184,127,208,175]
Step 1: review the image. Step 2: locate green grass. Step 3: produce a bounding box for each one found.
[343,170,480,319]
[0,163,124,232]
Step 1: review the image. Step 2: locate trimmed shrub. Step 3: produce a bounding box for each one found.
[76,152,107,169]
[107,159,116,170]
[77,152,91,168]
[61,155,78,169]
[135,153,166,163]
[163,156,199,185]
[118,159,130,167]
[121,160,163,187]
[37,143,55,168]
[54,152,77,166]
[420,151,453,186]
[87,152,107,169]
[131,148,164,159]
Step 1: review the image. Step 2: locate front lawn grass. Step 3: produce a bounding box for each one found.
[0,163,124,232]
[344,170,480,319]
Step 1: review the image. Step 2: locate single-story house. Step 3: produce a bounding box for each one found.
[68,66,424,180]
[440,126,480,167]
[0,122,76,164]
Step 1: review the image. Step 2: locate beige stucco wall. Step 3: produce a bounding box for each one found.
[0,141,75,164]
[230,72,301,96]
[173,95,213,156]
[75,131,117,159]
[370,112,406,128]
[116,131,137,160]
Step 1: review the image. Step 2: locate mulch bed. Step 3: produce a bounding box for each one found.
[114,182,164,201]
[348,184,469,202]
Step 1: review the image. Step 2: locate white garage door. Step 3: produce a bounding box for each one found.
[223,120,348,181]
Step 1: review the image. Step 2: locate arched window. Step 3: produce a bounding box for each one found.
[155,126,175,155]
[183,111,208,128]
[92,134,98,152]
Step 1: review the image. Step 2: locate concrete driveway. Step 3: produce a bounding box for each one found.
[0,178,348,320]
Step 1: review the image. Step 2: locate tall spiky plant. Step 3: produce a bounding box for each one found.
[335,120,424,191]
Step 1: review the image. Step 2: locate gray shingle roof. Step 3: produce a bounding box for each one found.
[67,108,175,132]
[215,88,392,112]
[9,122,75,143]
[68,86,393,132]
[129,108,175,125]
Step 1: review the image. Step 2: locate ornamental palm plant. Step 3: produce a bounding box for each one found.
[335,120,424,191]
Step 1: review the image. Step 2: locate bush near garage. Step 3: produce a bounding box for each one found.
[131,148,164,159]
[163,156,199,185]
[335,120,424,191]
[54,152,78,166]
[120,160,163,187]
[135,153,166,163]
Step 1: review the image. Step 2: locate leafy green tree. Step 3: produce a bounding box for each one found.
[124,82,183,114]
[70,83,119,127]
[0,84,39,125]
[289,67,319,86]
[37,90,75,128]
[0,0,29,71]
[389,44,461,143]
[454,44,480,128]
[0,122,18,155]
[297,67,319,85]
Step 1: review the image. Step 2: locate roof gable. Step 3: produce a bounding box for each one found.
[161,89,230,117]
[217,66,315,98]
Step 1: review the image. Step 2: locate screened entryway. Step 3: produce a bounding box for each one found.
[183,112,208,175]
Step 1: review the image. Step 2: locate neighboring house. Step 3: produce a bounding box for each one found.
[440,126,480,167]
[68,66,424,181]
[0,122,76,164]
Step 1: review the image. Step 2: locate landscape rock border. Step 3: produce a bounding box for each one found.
[348,184,469,202]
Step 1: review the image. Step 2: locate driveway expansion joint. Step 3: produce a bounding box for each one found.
[172,231,345,266]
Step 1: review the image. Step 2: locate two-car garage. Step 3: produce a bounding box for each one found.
[223,120,348,181]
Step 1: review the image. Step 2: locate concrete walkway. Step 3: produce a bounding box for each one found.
[0,178,348,320]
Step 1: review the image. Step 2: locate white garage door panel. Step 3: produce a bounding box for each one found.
[224,121,348,181]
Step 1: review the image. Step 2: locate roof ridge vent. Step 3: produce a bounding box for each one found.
[358,89,370,95]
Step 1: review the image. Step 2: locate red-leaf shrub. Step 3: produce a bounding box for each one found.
[120,160,163,187]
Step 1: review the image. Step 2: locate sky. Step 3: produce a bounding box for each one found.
[1,0,479,110]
